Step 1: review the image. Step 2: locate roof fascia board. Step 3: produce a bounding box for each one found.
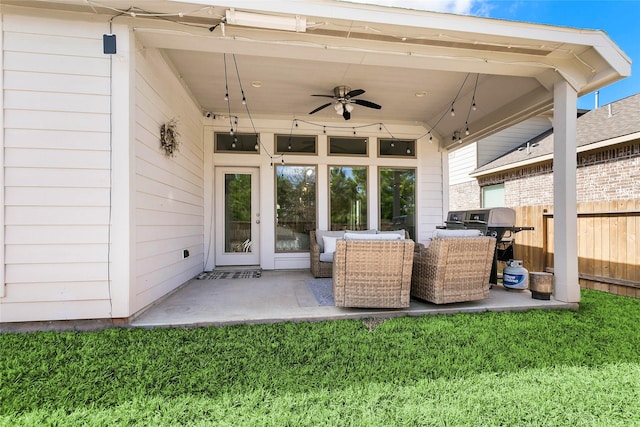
[171,1,630,89]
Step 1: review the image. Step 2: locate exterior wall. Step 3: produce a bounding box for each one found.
[448,143,477,209]
[478,140,640,205]
[476,117,551,167]
[203,121,444,269]
[0,11,113,322]
[449,181,481,210]
[133,47,204,314]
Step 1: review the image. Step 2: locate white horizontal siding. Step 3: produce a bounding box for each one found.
[0,299,112,322]
[448,143,477,185]
[133,46,204,313]
[5,225,108,245]
[1,12,112,322]
[477,117,551,167]
[2,281,110,303]
[5,129,110,150]
[416,141,444,244]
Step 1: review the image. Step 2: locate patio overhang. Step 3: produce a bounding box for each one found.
[14,0,628,148]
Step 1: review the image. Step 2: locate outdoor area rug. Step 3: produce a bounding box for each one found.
[196,269,262,280]
[304,278,335,306]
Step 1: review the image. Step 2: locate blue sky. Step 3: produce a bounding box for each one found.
[344,0,639,110]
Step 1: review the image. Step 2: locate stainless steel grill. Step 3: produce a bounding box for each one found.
[438,208,534,284]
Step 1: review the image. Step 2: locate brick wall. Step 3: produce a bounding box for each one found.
[477,140,640,206]
[449,180,480,210]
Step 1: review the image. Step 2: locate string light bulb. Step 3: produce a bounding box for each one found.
[450,106,455,117]
[472,100,477,111]
[224,93,228,101]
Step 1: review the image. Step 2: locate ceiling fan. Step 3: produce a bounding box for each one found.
[309,85,382,120]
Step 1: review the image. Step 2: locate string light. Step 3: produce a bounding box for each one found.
[450,106,455,117]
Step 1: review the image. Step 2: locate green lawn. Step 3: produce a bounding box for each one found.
[2,289,640,426]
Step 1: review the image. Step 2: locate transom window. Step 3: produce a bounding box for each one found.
[379,139,416,158]
[275,135,317,154]
[215,133,259,153]
[329,137,368,156]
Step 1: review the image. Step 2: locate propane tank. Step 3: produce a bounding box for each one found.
[503,260,529,290]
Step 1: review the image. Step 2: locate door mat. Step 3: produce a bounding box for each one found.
[304,278,334,306]
[197,269,262,280]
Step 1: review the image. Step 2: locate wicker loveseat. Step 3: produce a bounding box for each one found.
[332,235,415,308]
[411,235,496,304]
[310,229,408,278]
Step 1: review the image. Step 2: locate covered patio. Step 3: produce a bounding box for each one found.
[130,270,576,328]
[0,0,631,326]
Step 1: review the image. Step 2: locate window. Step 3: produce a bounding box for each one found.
[482,184,505,207]
[215,133,259,153]
[275,165,317,252]
[379,139,416,158]
[329,137,368,156]
[379,168,416,239]
[275,135,317,154]
[329,166,367,230]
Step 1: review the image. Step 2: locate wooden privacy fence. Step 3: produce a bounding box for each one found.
[511,200,640,298]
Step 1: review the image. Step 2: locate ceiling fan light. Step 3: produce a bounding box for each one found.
[345,103,354,113]
[334,103,342,113]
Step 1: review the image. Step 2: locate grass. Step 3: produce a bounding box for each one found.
[1,289,640,426]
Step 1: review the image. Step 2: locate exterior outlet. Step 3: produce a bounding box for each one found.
[182,249,190,259]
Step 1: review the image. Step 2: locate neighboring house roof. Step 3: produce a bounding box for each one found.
[471,93,640,176]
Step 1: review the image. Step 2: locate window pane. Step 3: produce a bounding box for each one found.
[482,184,505,208]
[329,166,367,230]
[215,133,259,152]
[329,137,367,156]
[275,165,316,252]
[379,139,416,157]
[276,135,317,154]
[224,173,252,252]
[379,168,415,239]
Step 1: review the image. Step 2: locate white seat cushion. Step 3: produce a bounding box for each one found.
[432,229,482,238]
[344,232,402,240]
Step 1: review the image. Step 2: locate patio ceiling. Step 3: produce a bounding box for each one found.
[12,0,630,148]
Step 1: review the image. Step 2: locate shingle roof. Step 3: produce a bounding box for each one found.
[473,93,640,175]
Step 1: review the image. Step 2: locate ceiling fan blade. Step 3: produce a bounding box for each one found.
[311,94,336,98]
[309,103,332,114]
[343,108,351,120]
[353,99,382,110]
[346,89,365,98]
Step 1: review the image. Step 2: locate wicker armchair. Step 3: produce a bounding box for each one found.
[411,236,496,304]
[309,230,336,278]
[332,238,415,308]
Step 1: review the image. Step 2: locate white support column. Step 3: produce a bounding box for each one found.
[553,81,580,303]
[109,24,136,317]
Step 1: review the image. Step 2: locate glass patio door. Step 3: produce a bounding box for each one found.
[215,167,260,266]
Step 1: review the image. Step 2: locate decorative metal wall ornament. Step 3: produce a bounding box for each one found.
[160,119,180,157]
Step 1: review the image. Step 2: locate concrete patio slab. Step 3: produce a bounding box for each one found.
[130,269,577,328]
